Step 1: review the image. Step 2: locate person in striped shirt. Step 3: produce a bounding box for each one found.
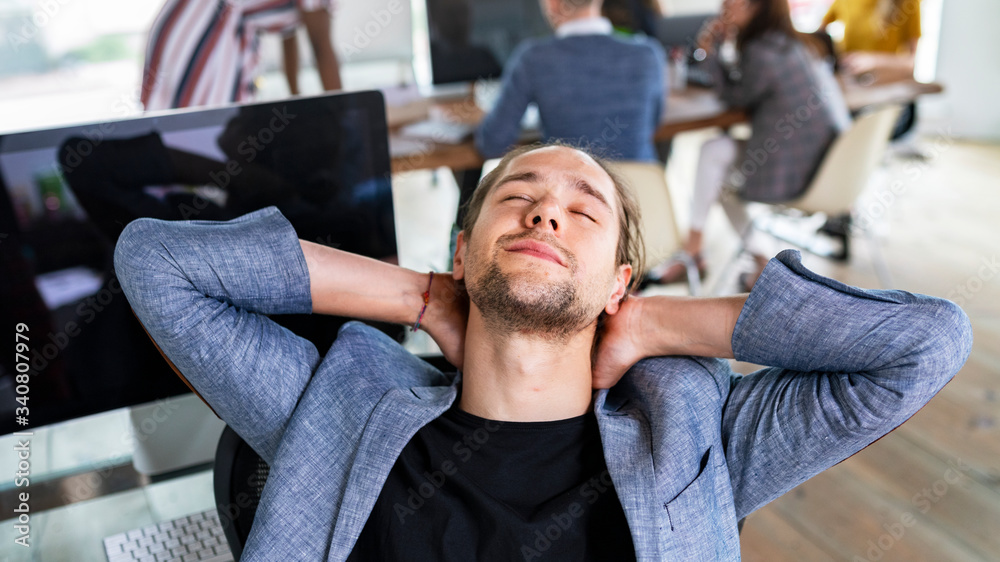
[141,0,342,111]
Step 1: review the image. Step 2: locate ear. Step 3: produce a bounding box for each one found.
[543,0,563,25]
[604,263,633,315]
[452,230,467,281]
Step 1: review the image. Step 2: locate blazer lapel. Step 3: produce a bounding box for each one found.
[594,389,666,561]
[327,384,457,558]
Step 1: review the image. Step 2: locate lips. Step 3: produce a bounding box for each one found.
[504,239,567,267]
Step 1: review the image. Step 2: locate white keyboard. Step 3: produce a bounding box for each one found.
[103,509,233,562]
[398,120,475,144]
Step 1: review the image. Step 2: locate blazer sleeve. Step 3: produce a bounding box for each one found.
[113,207,319,464]
[721,249,972,519]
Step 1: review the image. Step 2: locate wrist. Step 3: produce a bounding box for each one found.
[410,272,463,333]
[643,296,685,357]
[642,295,743,358]
[403,270,433,328]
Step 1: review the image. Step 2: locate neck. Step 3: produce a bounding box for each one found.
[458,306,598,422]
[552,5,603,29]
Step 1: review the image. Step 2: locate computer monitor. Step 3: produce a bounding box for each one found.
[426,0,552,85]
[656,13,717,87]
[656,13,715,52]
[0,90,396,435]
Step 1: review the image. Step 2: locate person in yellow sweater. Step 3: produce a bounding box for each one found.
[822,0,923,142]
[822,0,920,83]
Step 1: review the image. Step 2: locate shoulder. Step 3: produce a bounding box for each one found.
[744,31,795,59]
[599,33,665,60]
[510,37,548,61]
[547,33,662,54]
[617,355,734,408]
[743,32,813,72]
[327,321,456,389]
[503,38,550,75]
[583,34,665,71]
[627,34,666,66]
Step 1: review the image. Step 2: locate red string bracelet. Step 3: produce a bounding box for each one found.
[411,271,434,332]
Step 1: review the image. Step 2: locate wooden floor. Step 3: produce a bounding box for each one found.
[664,136,1000,561]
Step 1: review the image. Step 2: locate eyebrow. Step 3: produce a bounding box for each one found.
[494,170,613,213]
[571,178,612,213]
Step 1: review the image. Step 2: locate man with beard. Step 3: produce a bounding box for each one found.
[115,143,971,561]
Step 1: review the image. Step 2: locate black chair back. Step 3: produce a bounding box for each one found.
[213,425,269,560]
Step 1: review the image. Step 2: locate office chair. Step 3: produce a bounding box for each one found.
[611,160,702,295]
[734,104,903,288]
[213,424,268,561]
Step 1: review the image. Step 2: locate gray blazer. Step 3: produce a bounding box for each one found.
[114,207,971,560]
[710,31,852,202]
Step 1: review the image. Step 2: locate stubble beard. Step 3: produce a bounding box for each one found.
[464,239,603,340]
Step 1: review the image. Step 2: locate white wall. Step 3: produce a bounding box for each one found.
[258,0,416,92]
[921,0,1000,141]
[333,0,413,64]
[271,0,413,68]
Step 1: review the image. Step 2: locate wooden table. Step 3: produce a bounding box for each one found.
[389,78,943,174]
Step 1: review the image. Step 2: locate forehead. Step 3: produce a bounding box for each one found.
[501,146,618,206]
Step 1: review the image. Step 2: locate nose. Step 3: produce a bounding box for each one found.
[525,197,560,232]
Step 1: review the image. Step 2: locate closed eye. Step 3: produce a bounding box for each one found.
[572,210,597,223]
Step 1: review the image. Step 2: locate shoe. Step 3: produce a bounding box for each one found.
[819,213,851,261]
[640,251,706,289]
[819,213,851,237]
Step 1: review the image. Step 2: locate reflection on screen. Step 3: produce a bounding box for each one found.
[0,91,396,433]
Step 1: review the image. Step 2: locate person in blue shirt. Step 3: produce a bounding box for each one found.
[115,143,971,560]
[475,0,666,163]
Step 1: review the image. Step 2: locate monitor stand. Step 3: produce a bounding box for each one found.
[129,393,227,476]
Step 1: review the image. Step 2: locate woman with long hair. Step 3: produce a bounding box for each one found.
[648,0,851,290]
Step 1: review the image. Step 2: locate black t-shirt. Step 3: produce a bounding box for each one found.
[347,404,637,561]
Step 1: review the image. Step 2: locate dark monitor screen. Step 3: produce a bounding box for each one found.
[656,13,715,52]
[427,0,552,84]
[0,90,396,434]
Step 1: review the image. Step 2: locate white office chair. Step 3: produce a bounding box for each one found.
[785,105,902,214]
[610,161,700,295]
[744,104,903,288]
